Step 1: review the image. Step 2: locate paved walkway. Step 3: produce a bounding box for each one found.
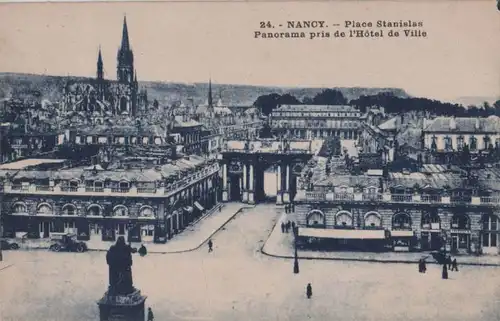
[12,203,250,254]
[262,212,500,266]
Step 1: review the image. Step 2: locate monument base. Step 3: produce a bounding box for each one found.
[97,289,147,321]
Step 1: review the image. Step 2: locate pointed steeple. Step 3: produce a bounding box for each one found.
[208,78,213,108]
[97,46,104,80]
[121,16,130,51]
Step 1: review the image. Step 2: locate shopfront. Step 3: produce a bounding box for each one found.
[450,214,471,253]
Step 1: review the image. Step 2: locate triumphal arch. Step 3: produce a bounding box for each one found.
[220,138,315,204]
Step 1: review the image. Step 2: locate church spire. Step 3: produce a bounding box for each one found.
[117,15,134,84]
[121,16,130,51]
[208,78,213,108]
[97,46,104,80]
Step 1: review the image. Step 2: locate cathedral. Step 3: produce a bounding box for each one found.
[61,17,148,125]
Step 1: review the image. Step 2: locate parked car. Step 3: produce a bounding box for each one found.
[49,233,87,253]
[430,249,447,264]
[0,239,20,250]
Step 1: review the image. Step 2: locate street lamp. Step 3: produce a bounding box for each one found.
[293,226,299,274]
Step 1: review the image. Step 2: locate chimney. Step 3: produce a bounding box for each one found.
[449,116,456,130]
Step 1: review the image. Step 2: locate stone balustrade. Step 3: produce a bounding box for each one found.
[3,163,220,199]
[301,192,500,207]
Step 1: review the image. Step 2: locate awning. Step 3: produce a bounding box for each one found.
[184,206,194,213]
[390,230,414,237]
[194,201,204,211]
[298,227,386,240]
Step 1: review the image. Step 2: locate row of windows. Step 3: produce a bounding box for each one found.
[431,135,500,151]
[273,112,361,117]
[12,202,155,218]
[306,210,500,231]
[75,135,164,145]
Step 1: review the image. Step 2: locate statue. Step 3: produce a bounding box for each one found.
[106,236,135,296]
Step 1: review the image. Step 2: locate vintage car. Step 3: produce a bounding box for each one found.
[49,233,88,253]
[0,239,20,250]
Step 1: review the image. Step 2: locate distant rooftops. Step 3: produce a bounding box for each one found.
[273,105,358,113]
[0,158,66,170]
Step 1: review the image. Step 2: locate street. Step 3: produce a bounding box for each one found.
[1,204,499,321]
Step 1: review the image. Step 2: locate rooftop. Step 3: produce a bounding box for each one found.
[0,159,66,170]
[273,105,358,113]
[424,116,500,133]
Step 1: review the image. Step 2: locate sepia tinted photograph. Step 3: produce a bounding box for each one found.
[0,1,499,321]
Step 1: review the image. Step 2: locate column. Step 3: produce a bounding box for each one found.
[276,164,283,205]
[222,163,229,201]
[248,163,255,204]
[283,164,291,203]
[242,164,248,203]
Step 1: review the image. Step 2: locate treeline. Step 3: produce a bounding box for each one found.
[253,89,500,117]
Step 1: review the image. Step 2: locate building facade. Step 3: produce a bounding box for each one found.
[270,105,362,140]
[293,161,500,255]
[0,156,221,243]
[423,116,500,163]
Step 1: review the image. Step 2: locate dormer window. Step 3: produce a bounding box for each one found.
[483,136,491,150]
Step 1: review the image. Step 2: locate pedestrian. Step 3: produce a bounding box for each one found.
[306,283,312,299]
[442,264,448,279]
[446,255,452,270]
[451,258,458,272]
[147,307,154,321]
[418,259,423,273]
[292,203,295,212]
[422,259,427,273]
[208,239,213,253]
[281,222,285,233]
[284,205,288,214]
[138,244,147,257]
[219,206,222,212]
[286,221,291,232]
[291,221,296,230]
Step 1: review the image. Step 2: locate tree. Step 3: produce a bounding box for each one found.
[253,93,300,115]
[312,89,347,105]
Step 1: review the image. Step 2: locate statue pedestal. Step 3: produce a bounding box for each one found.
[97,289,147,321]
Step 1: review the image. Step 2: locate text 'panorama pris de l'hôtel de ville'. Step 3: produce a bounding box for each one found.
[254,20,426,40]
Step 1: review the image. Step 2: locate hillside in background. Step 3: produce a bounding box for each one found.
[0,72,410,106]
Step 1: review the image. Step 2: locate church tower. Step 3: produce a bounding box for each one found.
[117,16,134,84]
[207,78,214,115]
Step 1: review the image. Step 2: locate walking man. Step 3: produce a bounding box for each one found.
[147,307,154,321]
[306,283,313,299]
[208,239,213,253]
[451,258,459,272]
[281,222,285,233]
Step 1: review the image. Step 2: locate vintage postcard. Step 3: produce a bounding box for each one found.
[0,1,498,321]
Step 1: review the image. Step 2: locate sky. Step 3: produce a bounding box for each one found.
[0,1,498,103]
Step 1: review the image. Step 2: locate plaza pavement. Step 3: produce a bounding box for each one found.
[262,210,500,267]
[1,204,499,321]
[12,202,251,253]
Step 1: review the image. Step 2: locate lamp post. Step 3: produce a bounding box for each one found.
[293,226,299,274]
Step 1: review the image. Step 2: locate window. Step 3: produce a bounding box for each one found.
[469,136,477,151]
[422,212,440,230]
[37,203,52,215]
[482,215,499,248]
[484,136,491,150]
[451,214,470,230]
[444,136,453,150]
[393,213,411,229]
[63,204,76,216]
[307,210,324,227]
[364,212,381,228]
[457,136,464,150]
[12,202,27,213]
[139,206,155,218]
[431,136,437,151]
[113,206,128,217]
[336,211,353,227]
